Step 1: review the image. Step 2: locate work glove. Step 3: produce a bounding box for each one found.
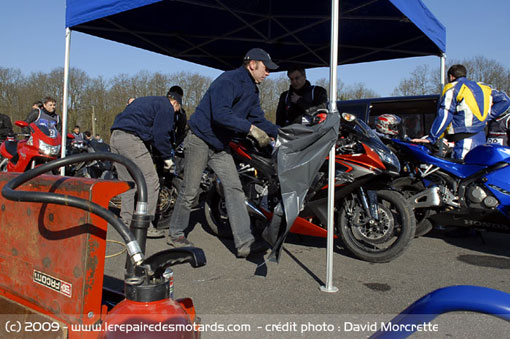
[248,125,271,148]
[163,158,175,172]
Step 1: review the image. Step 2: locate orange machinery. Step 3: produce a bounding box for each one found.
[0,153,205,338]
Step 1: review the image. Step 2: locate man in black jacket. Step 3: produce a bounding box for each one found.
[167,85,188,149]
[0,113,13,141]
[168,48,278,257]
[110,93,181,238]
[276,66,327,126]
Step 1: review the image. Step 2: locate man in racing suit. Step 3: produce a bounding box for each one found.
[413,64,510,159]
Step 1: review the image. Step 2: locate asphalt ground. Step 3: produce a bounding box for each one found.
[104,206,510,338]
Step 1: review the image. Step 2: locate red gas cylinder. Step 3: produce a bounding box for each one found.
[100,277,198,338]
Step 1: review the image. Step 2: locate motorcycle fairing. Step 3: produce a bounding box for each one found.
[335,143,386,171]
[392,139,484,178]
[463,144,510,166]
[483,165,510,218]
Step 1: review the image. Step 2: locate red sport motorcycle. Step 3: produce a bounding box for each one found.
[204,112,415,263]
[0,120,62,172]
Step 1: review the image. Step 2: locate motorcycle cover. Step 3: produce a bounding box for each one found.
[263,113,340,261]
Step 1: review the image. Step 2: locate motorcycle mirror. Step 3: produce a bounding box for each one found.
[15,120,29,128]
[67,133,75,139]
[341,112,357,122]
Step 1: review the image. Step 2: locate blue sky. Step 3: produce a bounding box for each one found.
[2,0,510,96]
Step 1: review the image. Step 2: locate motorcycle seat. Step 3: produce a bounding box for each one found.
[252,153,274,168]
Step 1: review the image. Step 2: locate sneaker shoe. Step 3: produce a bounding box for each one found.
[236,240,268,258]
[146,226,165,238]
[167,236,194,248]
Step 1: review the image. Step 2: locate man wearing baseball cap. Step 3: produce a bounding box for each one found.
[168,48,279,258]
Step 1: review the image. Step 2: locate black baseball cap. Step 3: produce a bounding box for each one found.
[167,91,182,106]
[244,48,279,71]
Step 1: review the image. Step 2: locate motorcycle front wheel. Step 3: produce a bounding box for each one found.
[337,189,416,263]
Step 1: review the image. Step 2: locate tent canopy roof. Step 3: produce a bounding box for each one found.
[66,0,445,71]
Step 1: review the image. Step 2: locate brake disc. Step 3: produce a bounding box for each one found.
[350,204,395,244]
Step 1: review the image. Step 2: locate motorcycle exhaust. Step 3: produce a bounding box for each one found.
[245,200,268,220]
[408,186,441,209]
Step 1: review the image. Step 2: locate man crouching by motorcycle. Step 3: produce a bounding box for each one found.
[167,48,279,258]
[110,93,182,238]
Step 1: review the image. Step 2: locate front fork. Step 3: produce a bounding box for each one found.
[358,186,379,221]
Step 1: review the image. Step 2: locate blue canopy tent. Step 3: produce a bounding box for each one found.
[64,0,445,291]
[66,0,445,70]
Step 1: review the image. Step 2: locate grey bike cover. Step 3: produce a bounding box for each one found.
[263,113,340,262]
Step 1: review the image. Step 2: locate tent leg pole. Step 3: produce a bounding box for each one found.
[440,53,446,88]
[60,27,71,176]
[320,0,339,294]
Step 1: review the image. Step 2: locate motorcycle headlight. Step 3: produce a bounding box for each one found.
[39,140,61,156]
[374,147,400,175]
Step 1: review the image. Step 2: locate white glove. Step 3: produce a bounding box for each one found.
[163,159,175,171]
[248,125,271,148]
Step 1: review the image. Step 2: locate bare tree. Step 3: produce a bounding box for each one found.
[458,56,509,94]
[0,67,25,121]
[317,77,374,100]
[259,75,288,122]
[341,82,379,100]
[392,56,510,97]
[392,64,438,96]
[174,72,212,116]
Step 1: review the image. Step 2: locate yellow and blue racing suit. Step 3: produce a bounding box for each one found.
[427,77,510,159]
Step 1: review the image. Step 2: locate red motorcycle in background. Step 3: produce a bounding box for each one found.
[204,112,416,263]
[0,120,62,172]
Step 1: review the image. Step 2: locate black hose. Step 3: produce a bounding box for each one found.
[1,152,147,264]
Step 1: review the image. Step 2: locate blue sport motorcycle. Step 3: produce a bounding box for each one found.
[390,140,510,236]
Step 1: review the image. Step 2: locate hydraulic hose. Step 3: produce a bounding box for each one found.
[1,152,147,266]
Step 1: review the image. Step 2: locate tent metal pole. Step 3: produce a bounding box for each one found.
[320,0,339,294]
[440,53,446,88]
[60,27,71,175]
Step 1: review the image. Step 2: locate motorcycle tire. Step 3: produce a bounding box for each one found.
[204,186,234,238]
[391,177,434,237]
[338,189,416,263]
[155,179,180,229]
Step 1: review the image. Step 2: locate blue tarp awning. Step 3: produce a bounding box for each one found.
[65,0,445,71]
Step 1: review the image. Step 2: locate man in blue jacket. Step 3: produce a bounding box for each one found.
[111,92,182,238]
[413,64,510,159]
[168,48,279,258]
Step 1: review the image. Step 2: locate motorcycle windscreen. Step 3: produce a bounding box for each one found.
[263,113,340,262]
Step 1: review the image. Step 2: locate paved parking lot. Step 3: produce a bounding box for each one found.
[104,208,510,338]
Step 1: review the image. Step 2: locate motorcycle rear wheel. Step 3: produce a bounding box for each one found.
[155,182,179,228]
[338,189,415,263]
[204,186,234,238]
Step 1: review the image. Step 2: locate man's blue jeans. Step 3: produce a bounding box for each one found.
[169,132,254,249]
